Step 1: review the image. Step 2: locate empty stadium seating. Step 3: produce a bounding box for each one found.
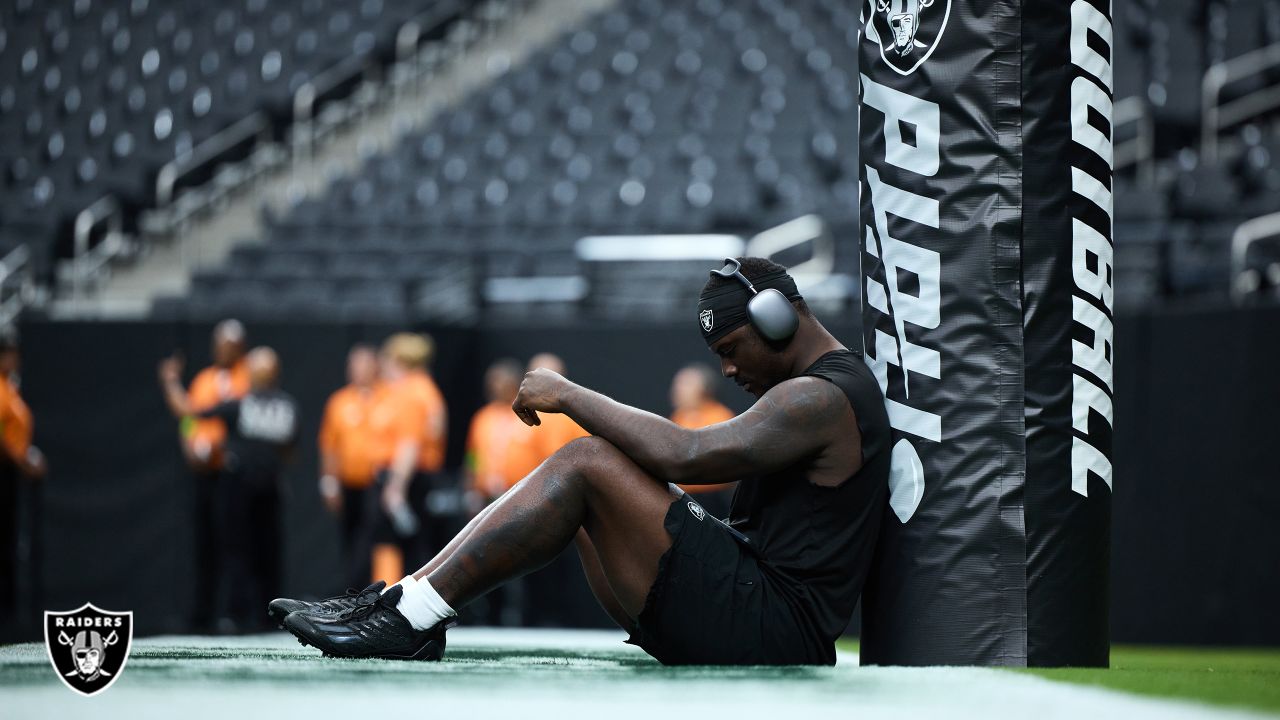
[4,0,1280,318]
[159,0,871,320]
[0,0,458,281]
[154,0,1277,320]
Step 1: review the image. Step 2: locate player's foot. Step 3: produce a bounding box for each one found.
[267,580,386,628]
[283,584,451,661]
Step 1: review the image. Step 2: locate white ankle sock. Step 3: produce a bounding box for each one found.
[381,576,412,594]
[392,575,456,631]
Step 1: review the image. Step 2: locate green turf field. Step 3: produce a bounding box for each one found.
[1021,645,1280,715]
[833,639,1280,716]
[2,629,1275,719]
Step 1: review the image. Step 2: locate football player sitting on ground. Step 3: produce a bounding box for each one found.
[270,257,890,666]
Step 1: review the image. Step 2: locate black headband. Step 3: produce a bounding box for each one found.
[697,269,802,345]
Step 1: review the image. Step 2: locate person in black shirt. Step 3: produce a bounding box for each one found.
[278,257,889,665]
[163,347,297,633]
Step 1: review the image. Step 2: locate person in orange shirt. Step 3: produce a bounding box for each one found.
[366,333,447,587]
[0,327,45,619]
[162,346,298,634]
[463,359,524,510]
[502,353,589,482]
[461,358,525,625]
[166,320,252,471]
[317,345,382,589]
[503,352,588,626]
[671,364,737,519]
[158,319,249,632]
[403,337,448,479]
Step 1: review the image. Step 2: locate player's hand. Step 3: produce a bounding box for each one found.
[158,354,184,385]
[512,368,571,426]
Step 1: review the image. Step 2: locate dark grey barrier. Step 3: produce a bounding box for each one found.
[1109,306,1280,646]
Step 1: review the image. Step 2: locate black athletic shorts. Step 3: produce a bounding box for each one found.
[625,495,832,666]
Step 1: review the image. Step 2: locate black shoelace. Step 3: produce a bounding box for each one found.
[323,584,381,609]
[335,590,395,622]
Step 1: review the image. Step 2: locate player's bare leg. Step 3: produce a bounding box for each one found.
[575,529,637,633]
[422,436,679,618]
[282,436,680,658]
[410,497,504,578]
[412,506,637,632]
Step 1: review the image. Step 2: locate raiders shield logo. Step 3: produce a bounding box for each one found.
[44,603,133,696]
[700,309,714,333]
[865,0,951,75]
[687,501,705,521]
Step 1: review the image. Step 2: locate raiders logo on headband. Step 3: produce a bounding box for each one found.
[44,603,133,696]
[699,309,714,333]
[865,0,951,75]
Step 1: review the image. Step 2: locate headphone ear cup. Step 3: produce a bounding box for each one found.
[747,289,799,341]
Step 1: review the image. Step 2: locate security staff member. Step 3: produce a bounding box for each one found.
[502,353,587,626]
[0,327,45,622]
[161,347,297,633]
[463,359,525,509]
[367,334,447,586]
[157,319,249,631]
[317,345,382,589]
[462,358,526,625]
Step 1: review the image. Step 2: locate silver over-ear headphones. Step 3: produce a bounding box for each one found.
[710,258,800,342]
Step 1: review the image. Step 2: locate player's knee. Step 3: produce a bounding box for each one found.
[559,435,620,462]
[522,437,610,494]
[556,436,629,478]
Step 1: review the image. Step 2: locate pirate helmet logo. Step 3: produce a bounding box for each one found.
[44,603,133,696]
[700,309,714,333]
[865,0,951,75]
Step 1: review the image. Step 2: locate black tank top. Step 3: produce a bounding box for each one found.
[727,348,890,651]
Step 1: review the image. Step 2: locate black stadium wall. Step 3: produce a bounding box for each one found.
[9,307,1280,647]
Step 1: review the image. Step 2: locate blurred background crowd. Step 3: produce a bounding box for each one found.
[140,320,734,634]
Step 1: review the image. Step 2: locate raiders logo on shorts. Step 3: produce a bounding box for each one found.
[44,603,133,696]
[687,501,705,521]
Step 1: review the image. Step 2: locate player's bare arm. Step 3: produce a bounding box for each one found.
[511,368,859,485]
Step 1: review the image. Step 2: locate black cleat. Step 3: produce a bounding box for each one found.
[283,584,451,661]
[267,580,387,628]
